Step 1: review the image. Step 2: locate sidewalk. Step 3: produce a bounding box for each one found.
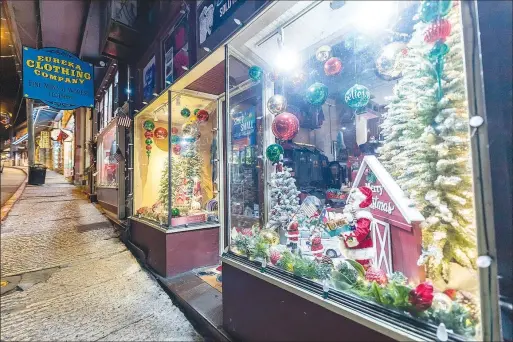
[0,170,202,341]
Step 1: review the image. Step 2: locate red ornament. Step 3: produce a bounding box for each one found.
[365,267,388,285]
[171,127,179,135]
[270,250,281,265]
[324,57,343,76]
[196,109,209,122]
[409,282,434,311]
[172,144,181,155]
[272,112,299,141]
[144,131,154,138]
[424,19,452,43]
[443,288,458,300]
[145,145,152,150]
[154,127,168,139]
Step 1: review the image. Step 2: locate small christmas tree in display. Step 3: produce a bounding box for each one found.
[380,1,476,281]
[266,157,301,232]
[158,157,169,210]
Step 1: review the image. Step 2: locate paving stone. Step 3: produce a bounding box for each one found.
[1,170,202,341]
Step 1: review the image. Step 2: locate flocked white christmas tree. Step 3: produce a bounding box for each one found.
[266,156,300,232]
[380,2,476,282]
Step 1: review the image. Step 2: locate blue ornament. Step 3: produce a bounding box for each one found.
[248,66,263,82]
[171,135,180,144]
[345,84,370,110]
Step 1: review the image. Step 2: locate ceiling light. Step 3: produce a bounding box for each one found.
[203,47,211,52]
[152,92,158,97]
[125,88,131,94]
[181,65,188,71]
[8,44,13,47]
[142,101,148,105]
[0,18,6,21]
[134,110,139,113]
[99,61,106,67]
[233,18,242,26]
[275,47,298,72]
[166,80,171,85]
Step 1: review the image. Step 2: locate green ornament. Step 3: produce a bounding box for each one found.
[171,208,180,217]
[146,150,151,157]
[145,138,153,145]
[181,108,191,118]
[429,41,450,60]
[194,108,200,115]
[248,66,263,82]
[265,144,283,163]
[171,135,180,144]
[419,0,452,23]
[143,120,155,131]
[305,82,329,105]
[345,84,370,110]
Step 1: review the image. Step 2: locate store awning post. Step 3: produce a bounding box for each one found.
[26,98,35,166]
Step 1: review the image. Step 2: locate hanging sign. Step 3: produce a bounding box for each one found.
[22,46,94,110]
[198,0,246,45]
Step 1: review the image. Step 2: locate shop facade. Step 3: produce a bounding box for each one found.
[214,1,508,342]
[121,0,510,341]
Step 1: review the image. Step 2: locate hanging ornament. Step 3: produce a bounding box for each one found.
[409,282,434,311]
[271,112,299,141]
[344,84,370,110]
[182,122,200,138]
[375,42,407,81]
[154,127,168,139]
[248,65,263,82]
[146,151,151,157]
[267,95,288,115]
[291,70,307,86]
[145,145,152,151]
[189,116,198,123]
[429,40,450,60]
[171,135,180,144]
[143,120,155,131]
[196,109,209,122]
[419,0,452,23]
[171,208,180,217]
[324,57,343,76]
[194,108,200,116]
[429,40,450,100]
[171,127,179,135]
[265,144,284,163]
[305,82,329,106]
[424,19,451,43]
[172,144,181,155]
[315,45,332,62]
[267,70,280,83]
[144,131,154,139]
[145,138,153,145]
[181,108,191,118]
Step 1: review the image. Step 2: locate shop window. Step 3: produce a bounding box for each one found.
[162,13,190,87]
[133,94,169,225]
[97,122,118,187]
[227,1,481,339]
[170,91,219,228]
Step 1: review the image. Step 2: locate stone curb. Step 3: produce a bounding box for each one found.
[1,167,28,222]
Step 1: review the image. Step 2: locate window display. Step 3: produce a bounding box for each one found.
[97,122,118,187]
[170,92,218,227]
[133,91,219,228]
[228,1,481,339]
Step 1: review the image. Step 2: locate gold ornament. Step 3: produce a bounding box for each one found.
[259,229,280,246]
[189,116,198,123]
[426,132,437,145]
[431,293,453,311]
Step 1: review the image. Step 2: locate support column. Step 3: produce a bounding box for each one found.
[26,99,35,167]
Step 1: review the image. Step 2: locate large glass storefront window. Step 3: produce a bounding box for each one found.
[227,1,481,339]
[97,122,118,187]
[170,92,219,227]
[133,95,169,225]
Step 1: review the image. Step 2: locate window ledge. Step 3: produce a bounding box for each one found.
[221,253,452,342]
[129,216,219,234]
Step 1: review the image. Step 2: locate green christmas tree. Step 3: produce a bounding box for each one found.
[379,2,476,282]
[158,157,169,209]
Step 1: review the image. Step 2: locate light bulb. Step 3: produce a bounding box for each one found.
[275,47,298,72]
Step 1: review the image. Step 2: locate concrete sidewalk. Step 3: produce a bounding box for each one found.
[0,170,202,341]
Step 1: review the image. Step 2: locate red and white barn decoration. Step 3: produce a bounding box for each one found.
[352,156,426,283]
